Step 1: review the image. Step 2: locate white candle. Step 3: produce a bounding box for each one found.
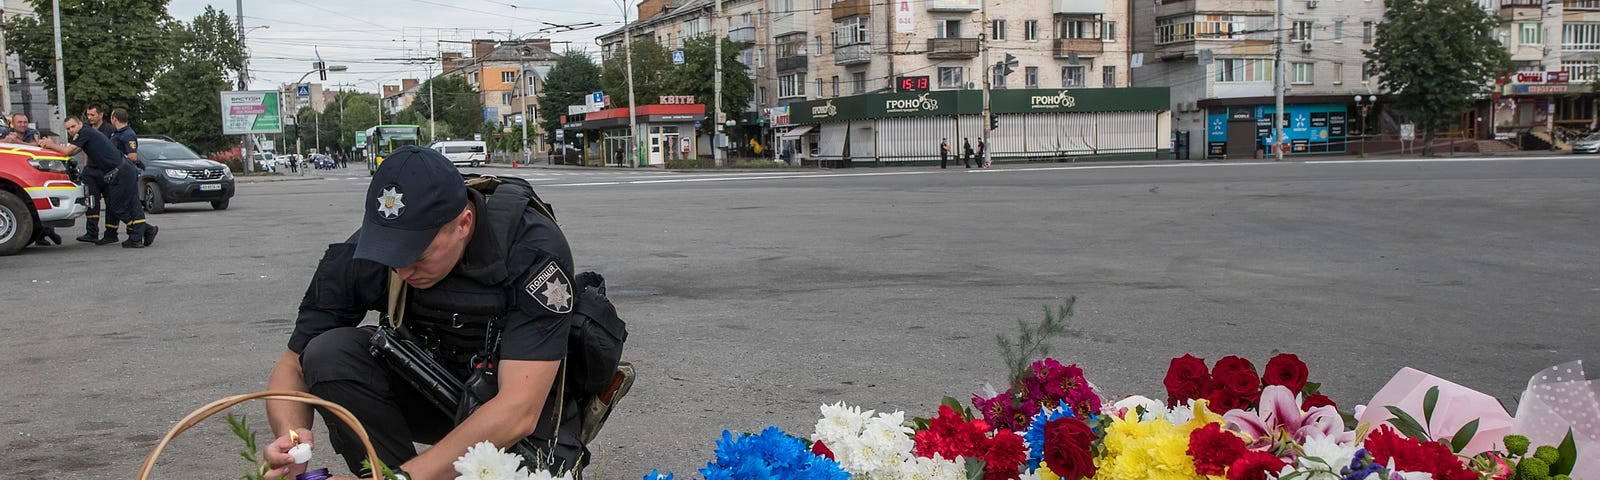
[288,443,313,464]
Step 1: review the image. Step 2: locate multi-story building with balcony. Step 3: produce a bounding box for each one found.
[441,39,560,137]
[1133,0,1385,159]
[1481,0,1600,143]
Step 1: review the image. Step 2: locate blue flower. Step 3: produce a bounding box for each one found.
[1022,400,1076,472]
[642,469,676,480]
[697,427,851,480]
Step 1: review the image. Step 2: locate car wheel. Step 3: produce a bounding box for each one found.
[211,199,230,210]
[143,181,167,214]
[0,190,35,256]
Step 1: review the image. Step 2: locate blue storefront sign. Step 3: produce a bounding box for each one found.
[1255,104,1348,154]
[1207,112,1229,157]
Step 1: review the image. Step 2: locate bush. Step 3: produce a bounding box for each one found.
[665,158,706,169]
[731,159,788,169]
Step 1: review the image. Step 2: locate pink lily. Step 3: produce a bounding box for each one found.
[1223,385,1354,448]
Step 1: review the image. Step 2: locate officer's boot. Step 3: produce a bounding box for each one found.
[95,227,120,246]
[122,224,147,249]
[76,215,100,243]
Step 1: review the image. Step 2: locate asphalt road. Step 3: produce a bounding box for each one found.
[1,157,1596,479]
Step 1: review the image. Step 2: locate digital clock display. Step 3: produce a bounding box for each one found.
[897,76,931,92]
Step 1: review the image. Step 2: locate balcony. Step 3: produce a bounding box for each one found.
[771,13,807,36]
[1501,0,1541,8]
[729,25,756,43]
[836,44,873,65]
[1053,38,1104,57]
[926,37,980,59]
[1566,0,1600,9]
[777,55,809,71]
[833,0,871,20]
[926,0,979,12]
[1054,0,1105,14]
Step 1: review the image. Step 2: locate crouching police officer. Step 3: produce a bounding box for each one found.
[262,146,586,480]
[38,116,155,248]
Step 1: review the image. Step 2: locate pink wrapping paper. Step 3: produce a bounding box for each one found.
[1356,367,1515,456]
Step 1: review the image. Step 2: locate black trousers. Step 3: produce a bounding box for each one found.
[300,327,588,478]
[105,168,147,240]
[82,174,117,233]
[940,152,948,168]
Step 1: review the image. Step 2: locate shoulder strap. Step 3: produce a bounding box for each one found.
[386,270,407,329]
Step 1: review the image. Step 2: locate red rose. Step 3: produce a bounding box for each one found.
[1211,355,1257,379]
[1212,355,1262,406]
[1227,451,1288,480]
[1043,417,1098,480]
[1163,354,1212,407]
[1205,387,1251,414]
[811,440,834,460]
[1188,422,1247,476]
[1302,393,1337,410]
[1262,353,1310,395]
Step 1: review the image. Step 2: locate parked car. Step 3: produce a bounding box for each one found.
[138,139,235,213]
[1571,133,1600,154]
[429,140,488,167]
[0,142,85,255]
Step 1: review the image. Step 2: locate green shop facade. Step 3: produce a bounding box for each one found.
[783,87,1171,165]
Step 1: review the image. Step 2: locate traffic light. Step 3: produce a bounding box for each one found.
[989,115,1000,131]
[999,53,1019,77]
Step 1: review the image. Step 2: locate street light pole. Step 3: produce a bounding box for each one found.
[1356,95,1376,158]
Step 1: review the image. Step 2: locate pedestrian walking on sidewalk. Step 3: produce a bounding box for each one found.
[939,138,950,169]
[962,138,974,168]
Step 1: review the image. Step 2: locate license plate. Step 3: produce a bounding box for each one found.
[199,184,222,191]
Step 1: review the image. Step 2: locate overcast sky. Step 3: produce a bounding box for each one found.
[168,0,626,94]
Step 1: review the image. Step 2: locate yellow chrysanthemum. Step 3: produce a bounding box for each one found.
[1090,412,1206,480]
[1039,464,1062,480]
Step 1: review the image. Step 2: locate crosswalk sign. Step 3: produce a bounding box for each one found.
[296,84,311,98]
[672,50,685,65]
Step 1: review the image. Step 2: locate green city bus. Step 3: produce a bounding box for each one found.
[365,124,423,175]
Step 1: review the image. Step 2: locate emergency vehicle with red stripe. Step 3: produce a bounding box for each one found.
[0,142,86,255]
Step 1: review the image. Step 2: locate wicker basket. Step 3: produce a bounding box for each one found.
[136,390,383,480]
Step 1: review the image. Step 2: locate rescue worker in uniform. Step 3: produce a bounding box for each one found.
[106,108,155,243]
[38,116,155,248]
[261,147,586,480]
[78,104,121,243]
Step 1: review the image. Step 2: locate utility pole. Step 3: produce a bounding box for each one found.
[1273,0,1285,161]
[50,0,67,134]
[713,0,725,167]
[237,0,253,172]
[0,9,11,119]
[980,0,992,164]
[625,5,638,167]
[519,52,530,165]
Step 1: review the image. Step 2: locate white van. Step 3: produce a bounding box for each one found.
[429,140,488,167]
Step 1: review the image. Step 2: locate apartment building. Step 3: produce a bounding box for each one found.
[1133,0,1384,159]
[442,39,561,133]
[381,79,421,120]
[3,0,54,126]
[1482,0,1599,142]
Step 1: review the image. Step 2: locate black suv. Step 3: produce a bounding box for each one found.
[137,139,235,213]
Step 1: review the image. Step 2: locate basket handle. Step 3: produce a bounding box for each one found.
[136,390,384,480]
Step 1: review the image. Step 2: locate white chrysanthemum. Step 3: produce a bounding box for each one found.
[453,441,528,480]
[1295,432,1359,479]
[815,402,872,443]
[899,454,967,480]
[861,412,914,453]
[522,469,572,480]
[1164,402,1197,424]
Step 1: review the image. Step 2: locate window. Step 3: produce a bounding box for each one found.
[993,19,1007,40]
[814,36,824,56]
[1214,57,1274,82]
[815,78,823,98]
[759,86,767,104]
[1563,23,1600,50]
[778,33,806,58]
[1292,62,1314,84]
[1292,20,1313,41]
[1025,66,1039,87]
[1362,21,1374,43]
[1025,20,1040,40]
[1062,65,1085,87]
[1522,23,1543,45]
[938,66,964,88]
[832,75,840,97]
[501,93,512,105]
[1334,20,1344,42]
[1567,0,1600,9]
[993,65,1007,88]
[1062,19,1093,38]
[779,73,807,98]
[1361,61,1370,80]
[1155,16,1194,44]
[1103,21,1117,41]
[667,33,675,48]
[1564,60,1600,81]
[776,0,792,12]
[501,71,516,83]
[1102,66,1116,86]
[852,72,867,94]
[836,16,870,46]
[468,72,479,85]
[939,19,962,38]
[1333,62,1344,84]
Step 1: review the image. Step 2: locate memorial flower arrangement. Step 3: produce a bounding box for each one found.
[646,298,1594,480]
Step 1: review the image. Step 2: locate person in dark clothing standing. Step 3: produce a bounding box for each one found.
[38,116,154,248]
[77,104,120,243]
[939,138,950,169]
[962,138,975,168]
[977,138,988,168]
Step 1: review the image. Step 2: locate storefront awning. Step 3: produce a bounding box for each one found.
[779,125,814,139]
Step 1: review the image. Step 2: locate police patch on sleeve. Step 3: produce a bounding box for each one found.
[524,262,573,314]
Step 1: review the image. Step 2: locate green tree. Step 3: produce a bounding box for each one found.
[339,92,381,150]
[600,37,674,107]
[666,36,753,119]
[400,75,482,142]
[538,50,602,144]
[2,0,177,120]
[1366,0,1510,156]
[142,6,243,154]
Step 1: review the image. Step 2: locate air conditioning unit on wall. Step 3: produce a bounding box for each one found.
[1307,0,1318,8]
[1302,41,1315,52]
